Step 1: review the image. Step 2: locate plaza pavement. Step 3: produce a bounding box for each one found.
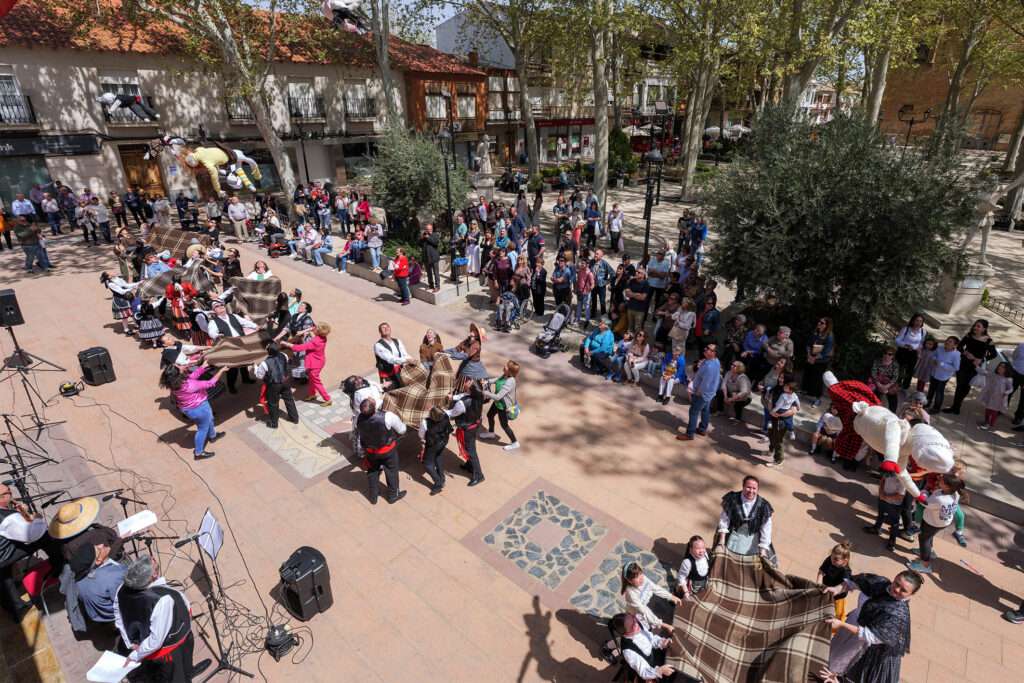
[0,200,1022,682]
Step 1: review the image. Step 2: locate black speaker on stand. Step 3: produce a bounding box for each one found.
[279,546,333,621]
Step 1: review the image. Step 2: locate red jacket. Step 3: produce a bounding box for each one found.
[394,255,409,278]
[291,335,327,370]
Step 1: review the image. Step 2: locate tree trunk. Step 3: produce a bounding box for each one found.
[590,0,611,210]
[248,93,297,212]
[865,44,891,124]
[369,0,399,127]
[1002,102,1024,173]
[936,19,986,144]
[515,53,539,178]
[610,33,623,132]
[679,55,717,200]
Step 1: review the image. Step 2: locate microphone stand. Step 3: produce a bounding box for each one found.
[184,533,253,682]
[109,491,148,556]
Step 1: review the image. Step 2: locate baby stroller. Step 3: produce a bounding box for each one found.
[533,303,571,358]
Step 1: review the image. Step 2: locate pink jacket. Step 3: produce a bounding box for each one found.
[292,335,327,370]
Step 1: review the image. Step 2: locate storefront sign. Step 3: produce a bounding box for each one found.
[536,118,594,128]
[0,134,102,157]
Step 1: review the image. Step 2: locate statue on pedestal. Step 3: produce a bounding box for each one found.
[476,135,493,175]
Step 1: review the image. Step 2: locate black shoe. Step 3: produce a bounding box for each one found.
[191,660,212,677]
[387,490,407,504]
[459,462,473,472]
[862,525,880,535]
[208,431,226,442]
[194,451,215,460]
[886,541,897,552]
[267,422,278,429]
[368,495,378,505]
[430,485,444,496]
[468,477,485,487]
[942,407,959,414]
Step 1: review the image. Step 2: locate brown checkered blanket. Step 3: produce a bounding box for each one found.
[203,332,272,368]
[382,355,456,426]
[227,276,281,326]
[146,225,210,261]
[670,548,833,683]
[137,262,218,301]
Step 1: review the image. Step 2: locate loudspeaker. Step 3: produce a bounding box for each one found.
[278,546,332,622]
[0,289,24,327]
[78,347,116,386]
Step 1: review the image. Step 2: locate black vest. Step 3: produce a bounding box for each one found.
[357,411,397,451]
[424,414,453,447]
[0,507,18,565]
[211,313,244,337]
[455,389,483,428]
[621,634,657,668]
[264,353,287,385]
[117,585,190,648]
[160,342,183,370]
[375,339,400,373]
[686,554,709,582]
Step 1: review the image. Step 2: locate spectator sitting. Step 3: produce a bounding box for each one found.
[810,406,843,461]
[311,231,334,267]
[580,318,614,374]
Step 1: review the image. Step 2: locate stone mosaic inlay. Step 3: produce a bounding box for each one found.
[570,539,673,618]
[483,490,608,590]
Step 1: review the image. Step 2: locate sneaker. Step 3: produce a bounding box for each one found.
[503,442,520,451]
[194,451,216,460]
[906,559,932,574]
[812,399,821,408]
[886,541,897,552]
[953,530,967,547]
[1002,610,1024,624]
[207,431,226,443]
[764,461,783,468]
[320,400,333,407]
[977,423,990,431]
[788,431,795,440]
[478,430,498,440]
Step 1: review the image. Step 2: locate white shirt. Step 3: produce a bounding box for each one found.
[246,269,274,280]
[621,624,672,680]
[624,575,674,629]
[922,490,959,528]
[114,577,190,662]
[718,496,773,549]
[678,554,709,590]
[377,411,408,434]
[90,203,110,223]
[374,338,411,366]
[11,199,35,216]
[227,203,248,221]
[771,392,801,414]
[205,312,258,340]
[0,508,47,543]
[895,326,925,351]
[41,198,59,213]
[106,277,140,296]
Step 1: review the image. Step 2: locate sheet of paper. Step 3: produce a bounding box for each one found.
[199,508,224,560]
[116,509,157,538]
[87,651,140,682]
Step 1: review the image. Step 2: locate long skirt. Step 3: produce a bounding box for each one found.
[169,298,192,332]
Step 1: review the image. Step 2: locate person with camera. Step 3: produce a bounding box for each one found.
[419,223,441,292]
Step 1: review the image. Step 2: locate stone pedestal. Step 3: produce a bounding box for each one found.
[931,262,995,316]
[475,176,495,201]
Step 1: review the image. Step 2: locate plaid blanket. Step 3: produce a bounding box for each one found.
[203,332,272,368]
[228,276,281,326]
[670,548,833,683]
[382,355,456,426]
[146,225,210,261]
[137,262,218,301]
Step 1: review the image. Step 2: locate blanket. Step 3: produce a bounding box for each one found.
[670,548,833,683]
[146,225,210,262]
[202,332,272,369]
[227,276,281,326]
[382,355,456,427]
[137,261,218,301]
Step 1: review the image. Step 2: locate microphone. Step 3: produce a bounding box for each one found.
[174,532,203,549]
[102,494,117,502]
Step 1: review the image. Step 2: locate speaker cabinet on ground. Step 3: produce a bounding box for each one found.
[0,289,24,327]
[78,347,116,385]
[278,546,333,621]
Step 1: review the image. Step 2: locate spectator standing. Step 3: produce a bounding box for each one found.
[13,217,53,272]
[574,258,595,328]
[894,313,927,389]
[623,269,650,334]
[926,336,961,413]
[10,194,35,222]
[801,316,834,406]
[945,319,997,415]
[765,378,800,467]
[108,190,127,229]
[677,344,722,441]
[393,247,411,305]
[41,193,61,235]
[226,196,250,241]
[646,249,671,314]
[419,223,441,292]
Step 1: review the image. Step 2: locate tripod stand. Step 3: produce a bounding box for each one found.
[2,326,65,435]
[183,533,254,682]
[1,414,58,513]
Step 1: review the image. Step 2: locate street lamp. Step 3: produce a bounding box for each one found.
[442,92,457,167]
[438,128,456,282]
[897,104,932,153]
[642,148,663,256]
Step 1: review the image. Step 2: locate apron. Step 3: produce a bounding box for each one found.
[725,521,779,567]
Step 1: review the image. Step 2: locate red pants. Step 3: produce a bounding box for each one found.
[985,408,999,426]
[306,367,330,401]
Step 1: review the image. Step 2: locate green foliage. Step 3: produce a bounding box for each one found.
[708,106,976,374]
[371,128,472,240]
[527,174,544,193]
[609,128,638,177]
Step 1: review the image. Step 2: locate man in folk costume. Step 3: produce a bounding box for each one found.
[821,569,922,683]
[355,399,408,504]
[373,322,413,388]
[716,475,776,565]
[445,376,486,487]
[205,298,258,393]
[114,555,211,681]
[342,375,384,458]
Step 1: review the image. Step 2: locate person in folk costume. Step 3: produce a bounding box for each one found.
[446,322,490,381]
[252,342,299,429]
[114,555,211,682]
[373,322,414,389]
[821,569,923,683]
[825,372,882,471]
[418,406,453,495]
[164,275,197,335]
[100,272,141,336]
[716,475,777,566]
[446,376,486,487]
[355,399,408,504]
[342,375,384,458]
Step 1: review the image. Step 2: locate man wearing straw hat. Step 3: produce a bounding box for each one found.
[48,497,123,562]
[114,555,210,680]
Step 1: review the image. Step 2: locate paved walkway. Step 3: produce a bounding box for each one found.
[0,207,1023,682]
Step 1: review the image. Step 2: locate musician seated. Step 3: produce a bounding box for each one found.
[48,499,124,563]
[115,555,211,679]
[68,542,126,624]
[0,484,61,623]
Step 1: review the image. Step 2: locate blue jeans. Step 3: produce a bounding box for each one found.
[575,292,592,326]
[336,254,348,272]
[46,212,61,235]
[336,208,349,232]
[312,246,332,266]
[287,239,300,255]
[182,401,215,455]
[318,210,332,233]
[396,276,411,302]
[369,246,382,269]
[687,394,712,436]
[23,245,50,270]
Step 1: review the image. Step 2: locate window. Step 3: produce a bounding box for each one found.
[287,80,324,119]
[646,84,660,106]
[426,94,448,120]
[488,76,505,91]
[99,78,147,124]
[0,75,34,125]
[457,94,476,120]
[487,92,505,120]
[344,81,374,118]
[507,76,520,93]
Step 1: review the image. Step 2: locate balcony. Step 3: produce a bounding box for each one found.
[103,95,158,125]
[344,98,376,121]
[288,95,326,121]
[0,94,37,126]
[226,97,256,124]
[488,110,506,121]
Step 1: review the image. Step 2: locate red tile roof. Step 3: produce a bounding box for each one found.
[0,0,484,76]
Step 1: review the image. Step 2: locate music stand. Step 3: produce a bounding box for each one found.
[183,517,253,682]
[2,326,65,435]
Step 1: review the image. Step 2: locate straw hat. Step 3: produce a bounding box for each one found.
[185,243,206,260]
[48,497,100,539]
[469,322,487,344]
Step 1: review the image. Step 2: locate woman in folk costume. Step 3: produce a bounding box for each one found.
[100,272,141,336]
[164,275,197,334]
[821,569,922,683]
[446,323,490,381]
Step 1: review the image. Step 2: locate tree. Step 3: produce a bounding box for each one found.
[371,127,472,238]
[366,0,401,126]
[708,106,975,372]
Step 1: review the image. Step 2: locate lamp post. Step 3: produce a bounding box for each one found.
[642,148,663,256]
[897,104,932,153]
[442,92,457,167]
[438,128,456,282]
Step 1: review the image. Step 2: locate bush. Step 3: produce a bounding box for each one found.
[527,174,544,192]
[609,128,638,177]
